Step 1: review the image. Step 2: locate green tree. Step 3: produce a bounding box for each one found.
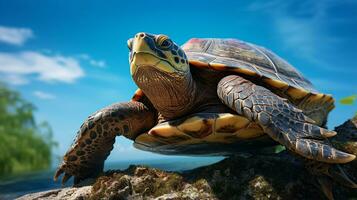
[0,83,57,176]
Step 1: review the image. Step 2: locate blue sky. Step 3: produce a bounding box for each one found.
[0,0,356,164]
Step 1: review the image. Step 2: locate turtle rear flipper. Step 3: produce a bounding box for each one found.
[54,101,156,184]
[217,75,356,163]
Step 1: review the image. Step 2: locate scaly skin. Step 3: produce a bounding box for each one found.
[217,75,356,164]
[54,100,157,184]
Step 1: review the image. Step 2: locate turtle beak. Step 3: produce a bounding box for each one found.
[130,52,163,75]
[130,32,176,75]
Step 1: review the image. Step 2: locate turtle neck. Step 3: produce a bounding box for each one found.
[133,67,196,120]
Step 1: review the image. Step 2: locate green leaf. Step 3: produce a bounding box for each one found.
[339,95,357,105]
[274,145,286,153]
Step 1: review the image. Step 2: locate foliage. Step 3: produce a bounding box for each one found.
[339,95,357,117]
[340,95,357,105]
[0,83,57,177]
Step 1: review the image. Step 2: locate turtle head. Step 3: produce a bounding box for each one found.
[127,33,196,118]
[128,32,190,76]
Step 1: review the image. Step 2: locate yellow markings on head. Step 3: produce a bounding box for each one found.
[155,60,177,73]
[130,52,163,75]
[286,87,309,100]
[130,33,189,75]
[132,52,160,66]
[131,33,153,53]
[263,78,289,89]
[155,34,169,47]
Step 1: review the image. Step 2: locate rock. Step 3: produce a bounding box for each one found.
[17,118,357,200]
[17,186,91,200]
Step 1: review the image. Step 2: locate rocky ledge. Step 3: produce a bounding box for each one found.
[18,117,357,200]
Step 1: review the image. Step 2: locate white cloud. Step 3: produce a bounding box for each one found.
[0,51,84,85]
[89,59,106,68]
[0,74,29,85]
[78,54,90,60]
[79,53,106,68]
[0,26,34,46]
[33,91,56,100]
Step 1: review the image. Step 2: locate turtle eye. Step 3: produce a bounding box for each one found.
[127,38,133,50]
[156,35,172,49]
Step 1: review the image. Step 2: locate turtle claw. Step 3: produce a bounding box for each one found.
[61,173,72,185]
[320,129,337,138]
[53,163,73,185]
[53,156,105,185]
[294,138,356,164]
[53,165,64,182]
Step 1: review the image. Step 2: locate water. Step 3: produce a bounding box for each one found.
[0,157,223,200]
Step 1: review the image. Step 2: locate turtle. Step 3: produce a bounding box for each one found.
[54,32,356,196]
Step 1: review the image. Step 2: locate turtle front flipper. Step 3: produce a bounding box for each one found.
[54,101,157,184]
[217,75,356,164]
